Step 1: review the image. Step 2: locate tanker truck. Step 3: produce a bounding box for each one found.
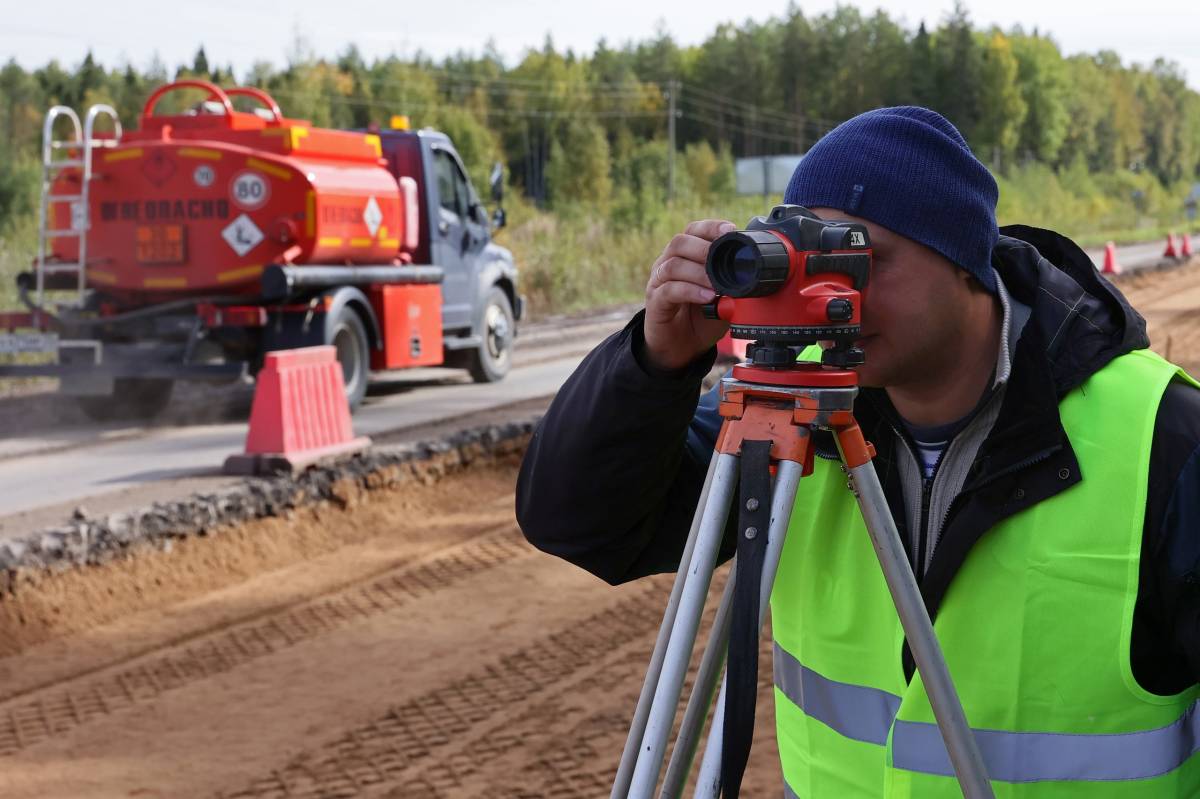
[0,80,524,419]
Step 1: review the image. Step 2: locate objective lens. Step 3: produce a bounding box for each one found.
[707,231,791,298]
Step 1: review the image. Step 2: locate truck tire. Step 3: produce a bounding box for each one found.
[76,378,175,422]
[464,286,514,383]
[328,304,370,410]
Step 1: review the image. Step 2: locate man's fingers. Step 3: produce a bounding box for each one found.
[648,280,716,311]
[656,233,715,269]
[648,256,713,291]
[683,219,737,241]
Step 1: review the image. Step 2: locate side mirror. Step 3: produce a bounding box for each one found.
[470,200,489,227]
[489,162,504,204]
[491,207,507,231]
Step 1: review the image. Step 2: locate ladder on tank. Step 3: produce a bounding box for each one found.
[34,104,122,317]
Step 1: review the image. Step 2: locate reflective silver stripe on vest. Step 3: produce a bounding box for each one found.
[773,642,900,746]
[783,779,800,799]
[774,642,1200,782]
[892,704,1200,783]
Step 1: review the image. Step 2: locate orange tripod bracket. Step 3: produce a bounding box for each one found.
[714,376,877,472]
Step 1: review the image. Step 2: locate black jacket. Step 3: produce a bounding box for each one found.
[517,226,1200,695]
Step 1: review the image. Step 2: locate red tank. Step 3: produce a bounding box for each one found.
[48,81,407,303]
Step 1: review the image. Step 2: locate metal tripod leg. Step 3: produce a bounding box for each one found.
[845,460,993,797]
[626,453,740,798]
[687,459,803,799]
[612,454,722,799]
[658,559,735,799]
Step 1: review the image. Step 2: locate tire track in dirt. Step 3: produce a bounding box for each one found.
[0,525,534,758]
[215,582,672,799]
[216,567,780,799]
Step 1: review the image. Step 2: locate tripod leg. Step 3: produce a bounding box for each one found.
[847,459,995,799]
[627,453,740,799]
[691,459,805,799]
[613,454,722,799]
[659,560,736,799]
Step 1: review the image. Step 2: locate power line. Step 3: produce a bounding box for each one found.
[683,94,805,134]
[267,89,663,120]
[681,95,835,141]
[682,81,844,132]
[429,75,654,100]
[679,111,807,146]
[433,65,660,93]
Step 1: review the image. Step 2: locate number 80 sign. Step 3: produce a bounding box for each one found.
[230,171,270,211]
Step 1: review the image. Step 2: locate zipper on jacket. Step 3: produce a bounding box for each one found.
[876,412,927,575]
[915,476,933,581]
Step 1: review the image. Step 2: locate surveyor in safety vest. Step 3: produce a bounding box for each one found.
[516,106,1200,796]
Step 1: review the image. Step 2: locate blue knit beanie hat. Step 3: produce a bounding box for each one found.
[784,106,999,293]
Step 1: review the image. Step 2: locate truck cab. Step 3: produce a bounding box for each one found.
[376,129,523,380]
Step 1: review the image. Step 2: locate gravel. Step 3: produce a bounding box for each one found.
[0,419,538,590]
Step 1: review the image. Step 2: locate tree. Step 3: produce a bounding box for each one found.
[931,2,982,135]
[909,22,937,108]
[1057,56,1107,171]
[1010,31,1069,163]
[973,31,1025,169]
[192,47,210,78]
[545,119,613,210]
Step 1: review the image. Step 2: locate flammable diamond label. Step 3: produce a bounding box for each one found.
[363,196,382,237]
[222,213,264,257]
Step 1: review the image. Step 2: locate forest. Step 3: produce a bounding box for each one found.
[2,3,1198,312]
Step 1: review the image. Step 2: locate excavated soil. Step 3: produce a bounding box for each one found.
[0,455,779,798]
[0,260,1197,798]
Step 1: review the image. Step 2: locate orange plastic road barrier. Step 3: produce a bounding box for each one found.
[224,345,370,475]
[1182,234,1194,258]
[1165,233,1180,259]
[1102,241,1121,275]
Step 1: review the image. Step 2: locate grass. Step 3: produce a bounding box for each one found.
[0,175,1194,323]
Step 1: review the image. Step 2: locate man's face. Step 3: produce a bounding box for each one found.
[808,207,983,389]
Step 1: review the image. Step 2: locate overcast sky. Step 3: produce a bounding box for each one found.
[4,0,1199,90]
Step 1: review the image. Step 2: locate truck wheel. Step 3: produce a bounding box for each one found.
[76,378,175,422]
[328,305,370,410]
[465,287,514,383]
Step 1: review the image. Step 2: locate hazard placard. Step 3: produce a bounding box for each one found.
[222,214,264,257]
[363,196,382,237]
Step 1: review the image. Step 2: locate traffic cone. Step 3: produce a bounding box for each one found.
[1164,233,1179,259]
[1182,233,1194,258]
[224,345,370,475]
[1102,241,1121,275]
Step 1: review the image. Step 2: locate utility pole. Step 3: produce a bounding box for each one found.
[666,79,677,202]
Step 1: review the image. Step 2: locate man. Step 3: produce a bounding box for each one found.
[516,107,1200,795]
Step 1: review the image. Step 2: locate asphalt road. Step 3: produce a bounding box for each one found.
[1083,234,1193,272]
[0,234,1193,538]
[0,310,633,539]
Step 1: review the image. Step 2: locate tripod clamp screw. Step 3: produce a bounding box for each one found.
[744,526,759,540]
[745,498,760,511]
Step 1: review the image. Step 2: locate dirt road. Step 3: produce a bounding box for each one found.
[0,454,780,798]
[0,258,1196,797]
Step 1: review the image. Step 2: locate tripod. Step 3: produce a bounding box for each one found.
[610,361,995,799]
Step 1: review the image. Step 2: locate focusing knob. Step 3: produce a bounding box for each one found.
[748,343,799,367]
[700,301,721,320]
[826,298,854,322]
[822,346,865,368]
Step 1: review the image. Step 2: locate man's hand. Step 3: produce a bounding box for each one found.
[642,219,735,373]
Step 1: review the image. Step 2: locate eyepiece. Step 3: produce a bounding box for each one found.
[706,231,790,298]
